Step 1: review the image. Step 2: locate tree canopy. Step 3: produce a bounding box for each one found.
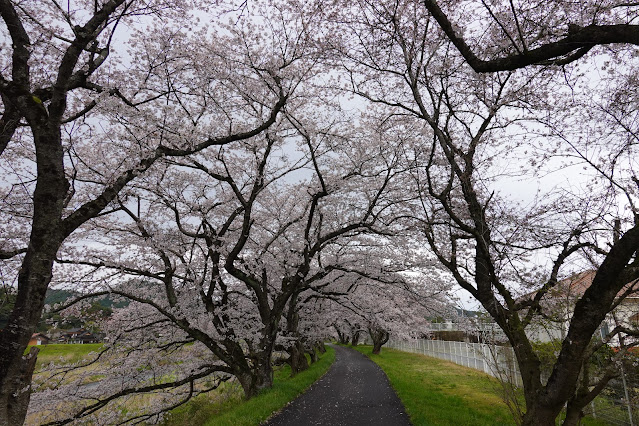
[1,1,639,425]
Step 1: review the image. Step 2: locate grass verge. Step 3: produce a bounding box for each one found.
[354,345,607,426]
[353,345,514,425]
[165,346,335,426]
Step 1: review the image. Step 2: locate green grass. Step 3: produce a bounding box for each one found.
[29,343,103,366]
[165,346,335,426]
[354,346,608,426]
[353,345,515,425]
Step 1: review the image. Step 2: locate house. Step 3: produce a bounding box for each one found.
[57,328,100,344]
[28,333,50,346]
[524,270,639,345]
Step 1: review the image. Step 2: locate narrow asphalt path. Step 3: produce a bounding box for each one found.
[264,345,412,426]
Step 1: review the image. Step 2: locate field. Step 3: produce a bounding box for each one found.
[31,343,103,366]
[25,343,335,425]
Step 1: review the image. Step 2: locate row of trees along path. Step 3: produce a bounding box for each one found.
[265,345,411,426]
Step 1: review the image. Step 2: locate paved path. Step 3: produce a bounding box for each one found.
[264,345,411,426]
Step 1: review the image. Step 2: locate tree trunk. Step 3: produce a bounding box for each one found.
[236,357,274,399]
[0,347,39,426]
[0,124,68,426]
[562,405,585,426]
[334,326,349,344]
[282,294,308,376]
[521,403,563,426]
[370,328,389,355]
[288,342,309,376]
[350,330,361,346]
[307,347,319,363]
[316,341,326,354]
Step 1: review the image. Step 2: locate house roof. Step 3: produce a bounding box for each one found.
[550,270,639,300]
[31,333,49,339]
[518,270,639,303]
[558,270,596,297]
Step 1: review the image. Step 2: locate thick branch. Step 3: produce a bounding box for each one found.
[423,0,639,72]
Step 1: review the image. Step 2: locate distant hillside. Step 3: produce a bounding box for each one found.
[45,288,80,307]
[45,288,128,309]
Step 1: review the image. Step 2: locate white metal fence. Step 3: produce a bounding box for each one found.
[428,322,508,340]
[386,338,523,387]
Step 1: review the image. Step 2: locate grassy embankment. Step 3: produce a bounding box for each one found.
[32,343,103,366]
[28,343,334,425]
[165,346,335,426]
[354,345,607,426]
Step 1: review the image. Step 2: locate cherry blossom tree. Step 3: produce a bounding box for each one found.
[286,295,335,363]
[30,103,409,421]
[0,0,321,423]
[329,0,639,424]
[325,268,445,354]
[359,278,438,354]
[310,232,449,354]
[279,276,349,374]
[278,230,444,371]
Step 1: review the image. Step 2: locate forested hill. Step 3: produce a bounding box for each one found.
[0,288,129,330]
[44,288,129,309]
